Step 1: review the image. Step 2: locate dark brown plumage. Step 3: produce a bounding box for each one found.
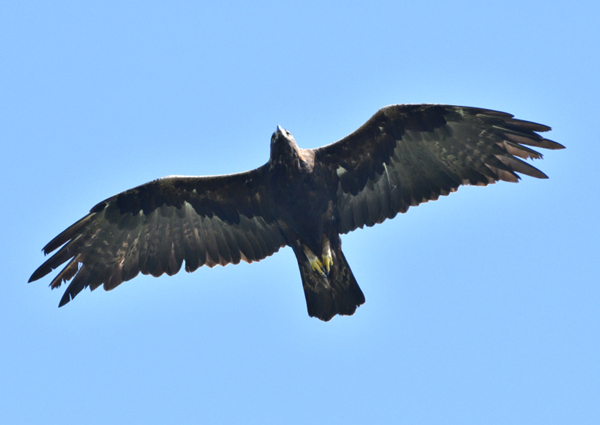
[29,104,564,321]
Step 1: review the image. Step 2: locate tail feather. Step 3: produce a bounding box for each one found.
[297,248,365,321]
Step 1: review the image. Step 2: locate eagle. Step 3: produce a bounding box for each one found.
[29,104,564,321]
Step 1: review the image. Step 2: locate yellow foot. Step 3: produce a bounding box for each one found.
[303,244,329,277]
[310,257,327,277]
[321,236,332,275]
[322,254,332,275]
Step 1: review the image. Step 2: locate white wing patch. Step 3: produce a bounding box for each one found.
[336,166,348,177]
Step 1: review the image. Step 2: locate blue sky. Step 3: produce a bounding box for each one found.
[2,1,599,424]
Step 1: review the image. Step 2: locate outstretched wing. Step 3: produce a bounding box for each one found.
[314,104,565,234]
[29,165,287,306]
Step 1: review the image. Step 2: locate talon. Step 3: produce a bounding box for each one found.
[303,244,328,277]
[322,254,332,274]
[310,258,327,277]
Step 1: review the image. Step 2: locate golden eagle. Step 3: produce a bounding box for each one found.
[29,104,564,321]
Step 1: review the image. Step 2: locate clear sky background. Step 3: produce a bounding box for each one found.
[2,1,598,424]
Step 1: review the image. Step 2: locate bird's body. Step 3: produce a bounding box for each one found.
[268,127,365,319]
[30,104,564,321]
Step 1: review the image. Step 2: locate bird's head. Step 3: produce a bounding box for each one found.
[271,125,296,146]
[270,125,300,164]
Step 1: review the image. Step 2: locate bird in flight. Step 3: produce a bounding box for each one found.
[29,104,564,321]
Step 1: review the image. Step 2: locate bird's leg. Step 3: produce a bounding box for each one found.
[321,236,332,275]
[303,244,327,277]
